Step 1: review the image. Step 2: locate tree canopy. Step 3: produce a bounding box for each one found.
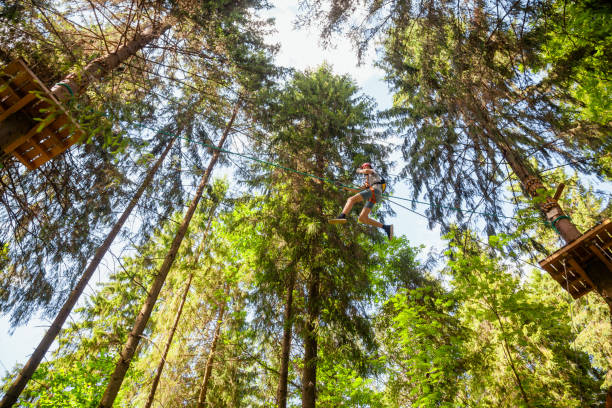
[1,0,611,406]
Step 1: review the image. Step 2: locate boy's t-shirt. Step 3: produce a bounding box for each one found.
[366,170,383,190]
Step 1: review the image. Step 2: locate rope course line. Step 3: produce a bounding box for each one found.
[390,197,542,270]
[49,81,536,222]
[135,123,520,220]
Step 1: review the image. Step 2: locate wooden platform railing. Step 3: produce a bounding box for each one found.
[0,59,82,170]
[540,219,612,299]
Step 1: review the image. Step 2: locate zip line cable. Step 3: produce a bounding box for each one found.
[389,197,542,270]
[130,122,520,220]
[51,79,543,221]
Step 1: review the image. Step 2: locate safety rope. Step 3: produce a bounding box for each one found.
[56,82,75,97]
[143,124,518,219]
[546,215,571,235]
[54,81,518,220]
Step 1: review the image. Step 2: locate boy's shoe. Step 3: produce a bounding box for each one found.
[329,213,348,224]
[383,224,394,240]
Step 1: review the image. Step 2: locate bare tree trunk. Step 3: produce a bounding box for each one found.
[51,22,172,101]
[276,268,297,408]
[301,268,320,408]
[144,204,219,408]
[143,273,193,408]
[98,103,239,408]
[0,137,175,408]
[496,141,581,243]
[196,288,228,408]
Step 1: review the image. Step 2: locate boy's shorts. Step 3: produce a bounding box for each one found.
[359,187,383,209]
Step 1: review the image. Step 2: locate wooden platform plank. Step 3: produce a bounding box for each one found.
[0,82,21,107]
[0,59,83,169]
[2,113,57,153]
[10,149,34,170]
[540,220,612,267]
[0,93,36,123]
[589,244,612,271]
[567,257,595,291]
[2,60,23,76]
[572,285,592,300]
[41,129,66,155]
[29,137,51,161]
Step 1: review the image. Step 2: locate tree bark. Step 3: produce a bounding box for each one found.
[98,103,239,408]
[50,22,171,102]
[496,141,581,243]
[143,273,193,408]
[497,141,612,305]
[301,268,320,408]
[276,268,297,408]
[143,203,219,408]
[0,137,175,408]
[196,287,228,408]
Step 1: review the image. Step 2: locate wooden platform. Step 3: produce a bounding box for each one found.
[539,219,612,299]
[0,59,83,169]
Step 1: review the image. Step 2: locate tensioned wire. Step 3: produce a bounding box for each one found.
[131,123,518,220]
[55,80,520,220]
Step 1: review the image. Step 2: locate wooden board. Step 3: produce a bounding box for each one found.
[539,219,612,299]
[328,218,348,224]
[0,59,83,169]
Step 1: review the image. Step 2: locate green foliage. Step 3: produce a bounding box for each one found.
[380,287,465,407]
[537,0,612,125]
[14,352,114,408]
[373,225,607,407]
[317,354,387,407]
[2,1,611,406]
[445,229,606,407]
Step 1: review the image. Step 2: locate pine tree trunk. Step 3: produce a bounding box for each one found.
[98,103,239,408]
[51,22,171,101]
[276,268,297,408]
[143,273,193,408]
[196,289,228,408]
[301,268,320,408]
[143,204,218,408]
[496,141,581,243]
[0,137,175,408]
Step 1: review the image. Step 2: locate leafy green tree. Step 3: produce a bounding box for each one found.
[233,65,392,407]
[0,0,278,328]
[297,0,612,308]
[446,230,605,406]
[511,168,612,397]
[1,178,232,407]
[375,229,607,407]
[536,0,612,126]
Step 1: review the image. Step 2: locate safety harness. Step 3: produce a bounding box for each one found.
[365,179,387,204]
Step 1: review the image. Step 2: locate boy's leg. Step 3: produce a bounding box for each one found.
[358,207,383,228]
[329,193,364,224]
[342,193,363,215]
[358,199,394,240]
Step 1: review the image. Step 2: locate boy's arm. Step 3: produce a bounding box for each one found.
[343,186,362,193]
[356,168,374,175]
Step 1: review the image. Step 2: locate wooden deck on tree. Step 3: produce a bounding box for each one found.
[0,59,82,170]
[539,219,612,299]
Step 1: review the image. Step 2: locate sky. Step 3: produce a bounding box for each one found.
[0,1,445,377]
[256,2,443,247]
